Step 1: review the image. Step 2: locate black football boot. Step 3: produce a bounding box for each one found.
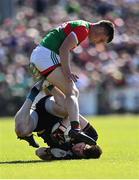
[18,134,39,148]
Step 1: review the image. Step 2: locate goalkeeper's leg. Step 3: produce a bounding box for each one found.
[15,80,43,147]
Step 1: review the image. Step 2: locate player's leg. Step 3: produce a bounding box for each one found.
[43,86,88,128]
[15,100,37,137]
[15,80,43,136]
[48,86,66,108]
[44,85,98,141]
[46,66,80,130]
[79,115,98,141]
[43,85,68,118]
[15,80,43,147]
[43,90,87,126]
[30,47,96,145]
[31,64,80,130]
[15,104,39,148]
[45,96,67,118]
[30,47,80,130]
[45,94,98,144]
[43,84,98,143]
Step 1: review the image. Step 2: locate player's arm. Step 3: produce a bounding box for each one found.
[59,32,78,82]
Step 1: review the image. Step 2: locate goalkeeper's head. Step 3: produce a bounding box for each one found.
[72,142,102,159]
[83,144,102,159]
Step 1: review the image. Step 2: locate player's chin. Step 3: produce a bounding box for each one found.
[35,147,53,161]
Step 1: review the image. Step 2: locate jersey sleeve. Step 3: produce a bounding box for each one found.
[72,26,89,44]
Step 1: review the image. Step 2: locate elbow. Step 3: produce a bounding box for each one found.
[59,45,69,56]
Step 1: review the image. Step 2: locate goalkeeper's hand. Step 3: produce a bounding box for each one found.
[51,125,66,145]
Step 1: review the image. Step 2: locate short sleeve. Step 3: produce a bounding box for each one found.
[72,26,89,44]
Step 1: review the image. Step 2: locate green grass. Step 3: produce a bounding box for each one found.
[0,115,139,179]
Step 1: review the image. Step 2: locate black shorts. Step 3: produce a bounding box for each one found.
[33,96,62,133]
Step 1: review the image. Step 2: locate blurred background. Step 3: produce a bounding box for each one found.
[0,0,139,116]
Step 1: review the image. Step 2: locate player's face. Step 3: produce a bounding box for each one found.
[72,142,91,157]
[91,34,108,45]
[89,27,109,45]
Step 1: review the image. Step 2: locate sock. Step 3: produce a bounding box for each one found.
[27,79,44,102]
[27,87,39,102]
[83,123,98,141]
[47,84,54,91]
[71,121,80,131]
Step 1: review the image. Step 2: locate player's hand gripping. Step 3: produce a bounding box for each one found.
[51,124,66,145]
[66,73,79,82]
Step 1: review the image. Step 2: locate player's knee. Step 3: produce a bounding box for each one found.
[64,81,79,97]
[66,86,79,98]
[15,113,33,136]
[15,124,25,137]
[74,87,79,98]
[15,121,32,137]
[15,127,32,137]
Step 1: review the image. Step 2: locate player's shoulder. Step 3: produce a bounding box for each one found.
[70,20,91,28]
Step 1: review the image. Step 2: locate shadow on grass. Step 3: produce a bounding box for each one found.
[0,158,78,164]
[0,160,52,164]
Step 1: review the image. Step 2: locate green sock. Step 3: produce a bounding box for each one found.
[47,84,54,91]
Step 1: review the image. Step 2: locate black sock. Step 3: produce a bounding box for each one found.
[27,87,39,102]
[83,123,98,141]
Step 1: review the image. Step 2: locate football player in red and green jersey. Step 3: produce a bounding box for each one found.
[30,19,114,144]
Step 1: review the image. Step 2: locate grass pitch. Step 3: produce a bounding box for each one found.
[0,115,139,179]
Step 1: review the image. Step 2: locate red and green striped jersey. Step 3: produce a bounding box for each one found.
[40,20,92,54]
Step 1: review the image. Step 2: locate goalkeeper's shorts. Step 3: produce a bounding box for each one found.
[30,45,61,76]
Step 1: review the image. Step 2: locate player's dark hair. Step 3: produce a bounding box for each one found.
[83,145,102,159]
[99,20,115,43]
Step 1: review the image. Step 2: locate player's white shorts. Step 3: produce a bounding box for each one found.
[30,45,61,76]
